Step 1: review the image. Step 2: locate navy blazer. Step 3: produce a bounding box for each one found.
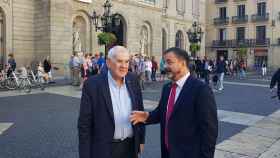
[78,72,145,158]
[146,76,218,158]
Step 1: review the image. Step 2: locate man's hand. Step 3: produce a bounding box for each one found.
[130,111,149,125]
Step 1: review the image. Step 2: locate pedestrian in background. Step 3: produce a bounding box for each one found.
[203,58,210,85]
[216,56,226,91]
[159,57,166,81]
[239,60,246,79]
[262,62,267,77]
[7,53,16,71]
[151,56,158,81]
[69,55,74,82]
[144,57,152,82]
[72,52,81,86]
[80,54,90,88]
[43,56,54,83]
[138,56,145,90]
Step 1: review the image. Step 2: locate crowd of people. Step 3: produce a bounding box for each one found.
[187,56,248,91]
[68,50,275,93]
[1,50,279,97]
[68,52,162,89]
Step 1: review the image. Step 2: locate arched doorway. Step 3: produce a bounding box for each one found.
[73,16,87,54]
[110,14,127,46]
[175,30,184,49]
[0,9,5,70]
[162,28,167,53]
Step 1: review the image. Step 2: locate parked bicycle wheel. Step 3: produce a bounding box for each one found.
[20,78,31,93]
[0,79,5,89]
[6,78,17,90]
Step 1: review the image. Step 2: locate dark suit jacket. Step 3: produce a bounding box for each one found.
[78,72,145,158]
[146,76,218,158]
[270,68,280,99]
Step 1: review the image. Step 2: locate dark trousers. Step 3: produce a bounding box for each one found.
[112,138,136,158]
[151,69,157,81]
[204,70,209,85]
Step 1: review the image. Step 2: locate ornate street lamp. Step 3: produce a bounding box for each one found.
[187,21,204,44]
[187,21,204,57]
[91,0,120,32]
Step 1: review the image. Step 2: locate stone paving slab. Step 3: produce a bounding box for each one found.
[258,140,280,158]
[216,139,268,157]
[229,133,276,148]
[216,110,280,158]
[242,126,280,139]
[215,150,253,158]
[253,118,280,131]
[218,110,264,126]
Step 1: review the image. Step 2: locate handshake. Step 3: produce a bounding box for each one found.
[130,111,150,125]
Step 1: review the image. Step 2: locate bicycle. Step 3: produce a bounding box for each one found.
[28,70,46,90]
[7,68,32,93]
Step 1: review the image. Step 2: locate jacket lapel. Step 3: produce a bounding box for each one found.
[101,73,114,122]
[170,76,194,118]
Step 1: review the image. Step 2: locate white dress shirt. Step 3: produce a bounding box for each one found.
[174,72,190,102]
[108,71,133,140]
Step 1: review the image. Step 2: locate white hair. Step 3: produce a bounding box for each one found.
[107,46,129,60]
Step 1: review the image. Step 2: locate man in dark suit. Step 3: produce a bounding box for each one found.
[130,47,218,158]
[270,68,280,100]
[78,46,145,158]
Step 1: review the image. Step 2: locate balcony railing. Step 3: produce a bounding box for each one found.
[212,39,270,48]
[232,15,248,24]
[214,17,230,25]
[215,0,228,4]
[251,13,269,22]
[254,39,270,46]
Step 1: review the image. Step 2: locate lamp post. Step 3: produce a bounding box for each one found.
[91,0,120,56]
[91,0,120,32]
[187,21,204,57]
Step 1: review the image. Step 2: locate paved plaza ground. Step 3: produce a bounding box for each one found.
[0,74,280,158]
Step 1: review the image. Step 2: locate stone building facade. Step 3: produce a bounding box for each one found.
[205,0,280,69]
[0,0,206,72]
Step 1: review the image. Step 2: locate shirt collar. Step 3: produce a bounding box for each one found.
[108,71,126,88]
[175,72,190,88]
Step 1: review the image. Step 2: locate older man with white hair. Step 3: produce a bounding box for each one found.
[78,46,145,158]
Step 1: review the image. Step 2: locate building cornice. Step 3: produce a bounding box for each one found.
[162,15,206,26]
[112,0,162,12]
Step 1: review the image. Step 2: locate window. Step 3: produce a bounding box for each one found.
[175,31,184,49]
[192,0,200,18]
[176,0,185,15]
[257,2,266,16]
[219,7,227,19]
[236,27,245,42]
[163,0,168,8]
[237,5,245,17]
[256,26,266,41]
[219,28,227,41]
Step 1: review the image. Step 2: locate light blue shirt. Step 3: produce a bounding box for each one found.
[108,71,133,140]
